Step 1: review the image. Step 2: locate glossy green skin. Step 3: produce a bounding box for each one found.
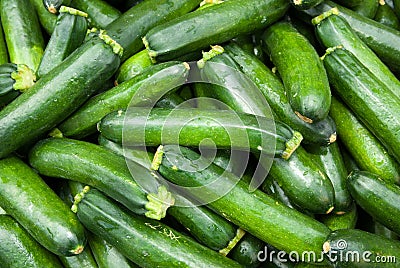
[59,247,98,268]
[28,138,153,216]
[0,157,86,256]
[352,0,379,18]
[107,0,201,61]
[0,215,63,268]
[306,1,400,72]
[325,229,400,267]
[59,62,188,138]
[0,90,19,109]
[373,221,399,240]
[88,232,133,268]
[225,43,336,146]
[329,96,400,183]
[37,10,88,78]
[307,143,352,213]
[314,14,400,100]
[0,22,8,64]
[156,92,186,109]
[99,108,297,159]
[0,37,119,159]
[262,22,331,123]
[268,147,335,214]
[262,176,296,210]
[348,170,400,235]
[323,48,400,163]
[115,49,152,84]
[290,0,324,10]
[228,234,264,268]
[1,0,45,71]
[70,0,121,28]
[318,203,358,231]
[144,0,289,62]
[158,145,331,259]
[30,0,58,34]
[0,63,17,96]
[375,3,400,30]
[74,189,243,268]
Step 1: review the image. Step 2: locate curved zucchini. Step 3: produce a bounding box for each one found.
[71,185,243,267]
[29,138,174,220]
[0,157,86,256]
[0,215,63,268]
[329,96,400,184]
[262,21,331,123]
[115,49,152,84]
[225,43,337,146]
[0,63,36,96]
[322,46,400,163]
[347,170,400,235]
[1,0,45,71]
[156,145,331,260]
[98,107,303,160]
[290,0,324,10]
[312,9,400,99]
[374,1,400,29]
[37,6,88,78]
[70,0,121,28]
[58,61,189,138]
[143,0,289,62]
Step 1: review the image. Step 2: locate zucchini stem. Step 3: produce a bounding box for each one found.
[282,131,303,160]
[151,145,164,171]
[99,30,124,57]
[145,185,175,220]
[311,7,339,25]
[219,228,246,256]
[71,185,91,213]
[59,6,88,18]
[197,45,225,69]
[11,64,36,92]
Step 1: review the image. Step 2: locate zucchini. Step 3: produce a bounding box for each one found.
[58,61,189,138]
[395,0,400,17]
[329,96,400,183]
[0,215,63,268]
[347,170,400,235]
[0,22,8,65]
[352,0,379,18]
[373,221,399,240]
[71,185,243,268]
[29,138,174,220]
[0,35,120,159]
[306,142,352,214]
[0,91,19,109]
[322,46,400,163]
[155,145,331,260]
[261,176,297,210]
[115,49,152,84]
[43,0,64,13]
[143,0,289,62]
[317,203,358,231]
[30,0,58,34]
[1,0,45,72]
[225,43,337,146]
[88,232,134,268]
[0,63,36,96]
[98,107,303,160]
[59,247,98,268]
[374,1,400,29]
[290,0,324,10]
[304,1,400,73]
[0,157,86,256]
[228,234,265,268]
[312,9,400,99]
[37,6,88,78]
[70,0,121,28]
[323,229,400,267]
[107,0,202,61]
[262,21,331,123]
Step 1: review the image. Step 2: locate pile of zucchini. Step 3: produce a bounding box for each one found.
[0,0,400,267]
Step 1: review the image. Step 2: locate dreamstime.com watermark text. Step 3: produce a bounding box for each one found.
[257,240,397,264]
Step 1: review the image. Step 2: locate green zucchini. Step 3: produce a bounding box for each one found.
[0,35,120,159]
[395,0,400,17]
[261,176,297,210]
[347,170,400,235]
[0,215,63,268]
[71,185,243,268]
[228,234,265,268]
[352,0,379,18]
[30,0,58,34]
[0,157,86,256]
[58,61,189,138]
[373,221,399,240]
[323,229,400,267]
[307,142,352,214]
[232,34,254,55]
[329,96,400,183]
[290,0,324,10]
[59,247,98,268]
[155,145,331,260]
[98,107,303,160]
[0,22,8,65]
[312,9,400,99]
[262,21,331,123]
[304,1,400,73]
[43,0,64,13]
[318,203,358,231]
[70,0,121,28]
[0,63,36,96]
[258,244,296,267]
[37,6,88,78]
[1,0,45,72]
[143,0,289,62]
[28,138,174,220]
[0,91,19,109]
[88,232,133,268]
[115,49,152,84]
[225,43,337,146]
[322,46,400,163]
[374,1,400,29]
